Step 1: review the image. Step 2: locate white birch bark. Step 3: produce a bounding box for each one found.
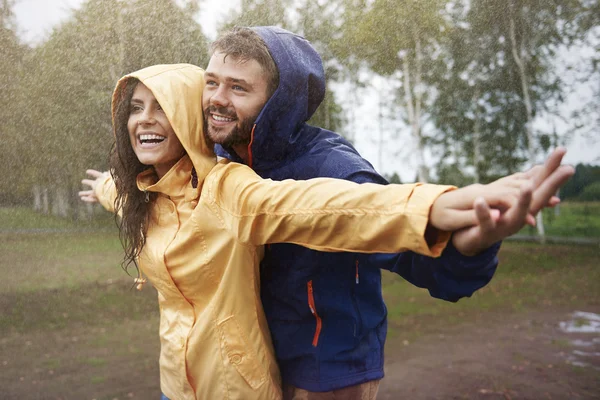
[509,12,546,241]
[401,29,428,182]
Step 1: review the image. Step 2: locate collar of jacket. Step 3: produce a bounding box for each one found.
[136,155,200,202]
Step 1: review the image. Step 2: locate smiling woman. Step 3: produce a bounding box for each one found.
[126,83,186,179]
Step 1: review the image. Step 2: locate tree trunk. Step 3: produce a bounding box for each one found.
[509,13,545,241]
[401,33,428,182]
[42,187,49,214]
[33,185,41,211]
[473,88,481,184]
[52,186,70,218]
[378,85,384,172]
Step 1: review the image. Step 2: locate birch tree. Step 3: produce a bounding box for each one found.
[19,0,208,216]
[337,0,448,182]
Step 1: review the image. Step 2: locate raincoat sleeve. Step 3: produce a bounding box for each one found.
[346,168,500,302]
[204,163,455,257]
[93,174,118,214]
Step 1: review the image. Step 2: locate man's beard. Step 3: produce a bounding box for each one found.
[204,105,258,149]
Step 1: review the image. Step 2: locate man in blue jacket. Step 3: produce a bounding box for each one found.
[202,26,565,398]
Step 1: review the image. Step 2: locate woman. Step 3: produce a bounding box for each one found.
[80,63,558,400]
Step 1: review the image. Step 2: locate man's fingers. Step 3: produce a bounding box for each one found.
[546,196,561,208]
[502,182,534,233]
[530,165,574,214]
[78,190,94,196]
[527,147,567,187]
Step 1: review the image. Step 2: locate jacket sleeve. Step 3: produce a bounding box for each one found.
[93,174,118,214]
[371,242,500,302]
[348,169,500,301]
[203,162,455,257]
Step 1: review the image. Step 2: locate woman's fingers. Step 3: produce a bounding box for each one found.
[86,169,106,178]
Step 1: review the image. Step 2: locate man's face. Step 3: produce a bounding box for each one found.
[203,51,270,149]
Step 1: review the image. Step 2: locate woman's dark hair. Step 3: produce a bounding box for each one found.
[109,78,156,272]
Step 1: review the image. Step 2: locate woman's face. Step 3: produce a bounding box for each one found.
[127,83,185,178]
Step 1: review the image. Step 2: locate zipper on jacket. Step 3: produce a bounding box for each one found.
[351,259,363,337]
[247,124,257,169]
[307,280,322,347]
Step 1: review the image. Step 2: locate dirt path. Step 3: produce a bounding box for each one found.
[2,307,599,399]
[379,307,600,400]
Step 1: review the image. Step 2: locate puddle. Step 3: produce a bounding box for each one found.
[559,311,600,333]
[558,311,600,370]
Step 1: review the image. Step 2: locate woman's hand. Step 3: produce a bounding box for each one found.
[78,169,110,203]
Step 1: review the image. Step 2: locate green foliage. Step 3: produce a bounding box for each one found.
[430,0,589,180]
[0,1,30,203]
[219,0,289,29]
[384,173,402,184]
[561,163,600,199]
[435,163,474,187]
[8,0,209,205]
[578,182,600,201]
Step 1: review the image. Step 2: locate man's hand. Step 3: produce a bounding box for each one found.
[429,148,574,255]
[78,169,110,203]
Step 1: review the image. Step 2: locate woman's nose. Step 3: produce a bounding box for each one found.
[138,109,156,125]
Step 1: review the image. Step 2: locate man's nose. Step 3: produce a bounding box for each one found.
[210,85,230,107]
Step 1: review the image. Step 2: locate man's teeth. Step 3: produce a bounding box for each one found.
[213,114,234,122]
[140,134,166,143]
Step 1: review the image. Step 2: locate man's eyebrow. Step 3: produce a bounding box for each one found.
[205,72,250,86]
[130,98,143,104]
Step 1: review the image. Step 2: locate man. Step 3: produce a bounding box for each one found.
[202,27,570,398]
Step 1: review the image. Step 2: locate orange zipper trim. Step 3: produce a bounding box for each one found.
[247,124,256,169]
[307,280,322,347]
[355,260,359,284]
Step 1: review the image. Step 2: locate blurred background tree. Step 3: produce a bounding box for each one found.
[1,0,598,235]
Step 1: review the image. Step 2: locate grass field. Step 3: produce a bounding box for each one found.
[0,206,116,231]
[1,206,599,398]
[520,201,600,237]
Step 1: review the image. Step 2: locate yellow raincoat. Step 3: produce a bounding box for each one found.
[95,64,454,399]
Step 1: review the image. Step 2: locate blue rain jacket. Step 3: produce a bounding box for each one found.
[215,26,500,392]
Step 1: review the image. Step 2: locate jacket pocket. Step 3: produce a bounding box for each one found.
[217,315,267,390]
[307,280,322,347]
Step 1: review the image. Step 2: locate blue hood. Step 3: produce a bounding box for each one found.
[214,26,326,171]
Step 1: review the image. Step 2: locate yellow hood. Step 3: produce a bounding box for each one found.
[112,63,216,182]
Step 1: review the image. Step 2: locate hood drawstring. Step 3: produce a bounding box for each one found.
[134,271,147,291]
[133,259,147,291]
[144,190,149,203]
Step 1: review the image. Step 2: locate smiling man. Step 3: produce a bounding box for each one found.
[201,27,568,399]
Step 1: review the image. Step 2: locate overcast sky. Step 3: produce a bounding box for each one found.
[13,0,599,181]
